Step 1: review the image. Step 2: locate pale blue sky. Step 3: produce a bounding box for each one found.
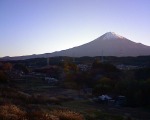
[0,0,150,57]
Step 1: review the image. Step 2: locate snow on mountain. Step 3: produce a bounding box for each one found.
[102,32,125,40]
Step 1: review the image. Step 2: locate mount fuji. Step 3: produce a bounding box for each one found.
[1,32,150,60]
[48,32,150,57]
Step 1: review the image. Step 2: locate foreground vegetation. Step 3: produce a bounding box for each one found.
[0,56,150,120]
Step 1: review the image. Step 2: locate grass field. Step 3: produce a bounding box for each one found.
[0,76,150,120]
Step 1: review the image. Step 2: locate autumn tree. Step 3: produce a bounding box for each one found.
[2,63,12,71]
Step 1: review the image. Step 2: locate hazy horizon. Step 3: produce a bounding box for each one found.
[0,0,150,57]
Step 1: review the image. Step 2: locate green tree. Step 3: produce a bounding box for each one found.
[14,64,29,74]
[93,77,114,95]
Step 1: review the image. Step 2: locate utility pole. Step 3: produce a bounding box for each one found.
[101,49,104,62]
[47,57,49,66]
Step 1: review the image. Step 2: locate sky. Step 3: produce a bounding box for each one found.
[0,0,150,57]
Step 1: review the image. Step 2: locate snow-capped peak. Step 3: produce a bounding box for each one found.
[103,32,124,40]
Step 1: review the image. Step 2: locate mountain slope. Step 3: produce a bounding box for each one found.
[1,32,150,60]
[49,32,150,57]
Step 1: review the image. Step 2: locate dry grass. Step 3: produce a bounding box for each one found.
[50,110,84,120]
[0,103,84,120]
[0,104,26,120]
[28,95,61,105]
[28,111,59,120]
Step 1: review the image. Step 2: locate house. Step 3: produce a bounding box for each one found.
[116,64,141,70]
[45,77,58,84]
[93,95,113,104]
[98,95,112,101]
[93,95,126,107]
[77,64,91,71]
